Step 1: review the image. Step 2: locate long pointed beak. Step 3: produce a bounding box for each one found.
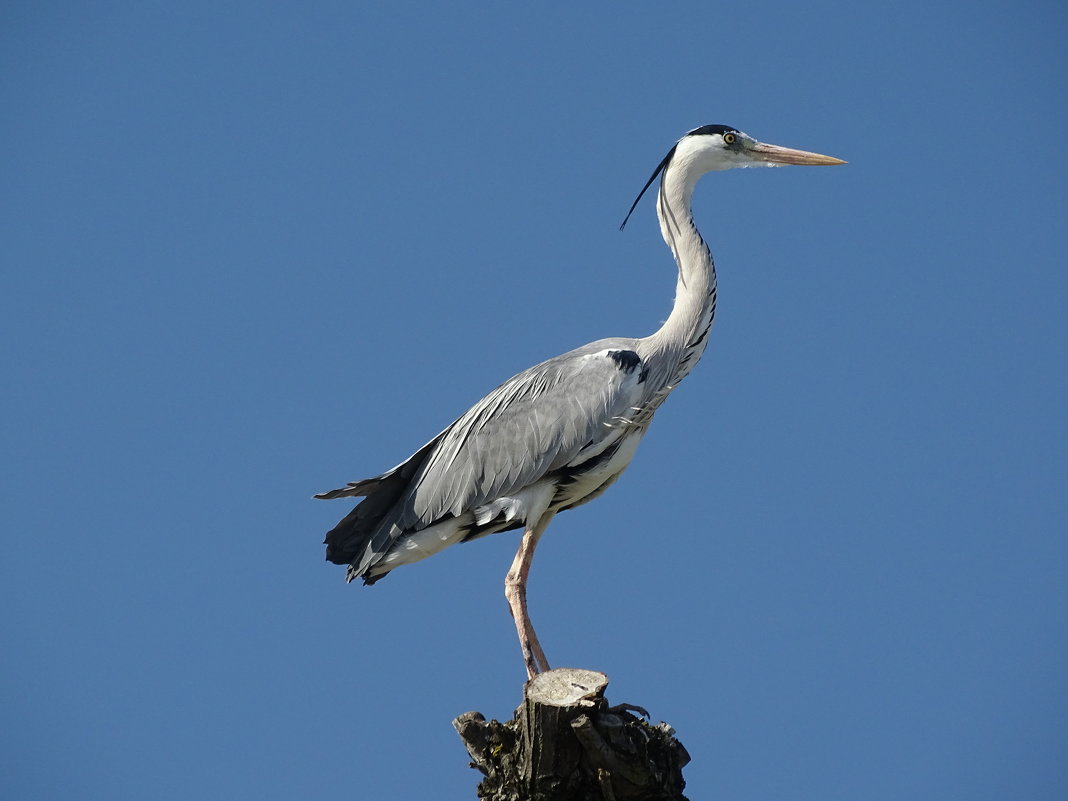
[750,142,846,166]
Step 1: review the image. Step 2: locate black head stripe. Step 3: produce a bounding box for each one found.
[620,143,677,231]
[686,124,738,137]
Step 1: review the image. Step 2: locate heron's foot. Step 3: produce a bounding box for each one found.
[608,702,651,719]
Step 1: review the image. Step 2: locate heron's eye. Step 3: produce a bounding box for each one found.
[723,132,736,145]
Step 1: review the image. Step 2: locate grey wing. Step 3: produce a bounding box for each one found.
[399,345,647,531]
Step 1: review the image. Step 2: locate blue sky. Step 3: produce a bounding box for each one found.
[2,2,1066,799]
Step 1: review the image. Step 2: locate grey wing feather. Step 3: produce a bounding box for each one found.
[398,344,645,530]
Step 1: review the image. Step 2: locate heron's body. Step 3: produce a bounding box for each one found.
[322,339,655,577]
[318,124,843,676]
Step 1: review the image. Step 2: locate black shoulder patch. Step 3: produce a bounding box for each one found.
[607,349,641,374]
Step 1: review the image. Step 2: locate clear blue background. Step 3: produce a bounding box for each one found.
[3,2,1065,799]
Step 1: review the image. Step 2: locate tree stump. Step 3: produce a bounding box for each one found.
[453,668,690,801]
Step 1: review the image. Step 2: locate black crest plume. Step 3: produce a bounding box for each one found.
[619,144,676,231]
[619,125,738,231]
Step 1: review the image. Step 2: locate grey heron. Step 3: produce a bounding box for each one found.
[317,125,844,678]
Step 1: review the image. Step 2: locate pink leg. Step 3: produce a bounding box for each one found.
[504,514,553,679]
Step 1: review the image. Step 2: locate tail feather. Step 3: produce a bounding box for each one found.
[318,429,448,578]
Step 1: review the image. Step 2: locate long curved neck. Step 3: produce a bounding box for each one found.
[637,158,718,397]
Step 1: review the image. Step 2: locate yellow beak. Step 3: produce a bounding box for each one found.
[750,142,847,166]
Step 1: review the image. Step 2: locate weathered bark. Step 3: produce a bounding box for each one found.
[454,668,690,801]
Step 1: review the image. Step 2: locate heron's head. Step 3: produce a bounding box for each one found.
[620,125,845,229]
[674,124,846,173]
